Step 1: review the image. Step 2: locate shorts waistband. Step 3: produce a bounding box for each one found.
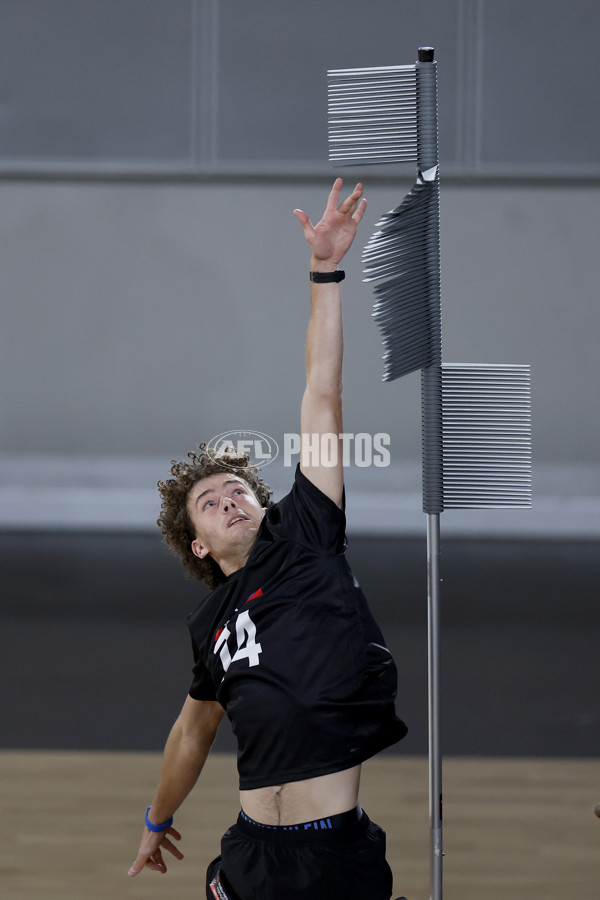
[236,805,367,843]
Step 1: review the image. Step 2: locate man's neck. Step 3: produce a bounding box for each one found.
[217,547,253,578]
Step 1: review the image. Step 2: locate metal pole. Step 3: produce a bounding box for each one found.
[427,512,443,900]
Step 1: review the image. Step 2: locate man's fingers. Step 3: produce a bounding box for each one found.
[128,854,148,877]
[161,836,184,860]
[128,826,184,876]
[338,182,363,214]
[325,177,343,212]
[293,208,310,227]
[352,196,367,224]
[128,854,164,877]
[147,849,167,873]
[150,856,166,873]
[293,208,315,242]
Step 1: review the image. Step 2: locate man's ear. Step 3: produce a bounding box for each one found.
[191,539,209,560]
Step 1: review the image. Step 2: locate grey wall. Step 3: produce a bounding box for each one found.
[1,0,599,177]
[0,0,599,533]
[1,178,598,465]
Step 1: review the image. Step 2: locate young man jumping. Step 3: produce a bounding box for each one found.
[128,179,408,900]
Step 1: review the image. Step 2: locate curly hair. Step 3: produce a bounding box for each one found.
[157,443,273,589]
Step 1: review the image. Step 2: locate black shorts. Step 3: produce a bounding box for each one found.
[206,806,394,900]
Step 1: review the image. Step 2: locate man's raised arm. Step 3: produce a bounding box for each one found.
[293,179,366,507]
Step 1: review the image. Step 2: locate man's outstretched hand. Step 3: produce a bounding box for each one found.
[128,824,183,877]
[294,178,367,270]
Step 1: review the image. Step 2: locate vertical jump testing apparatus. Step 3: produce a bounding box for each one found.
[328,47,533,900]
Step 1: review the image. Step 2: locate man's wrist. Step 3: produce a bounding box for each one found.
[309,258,339,273]
[145,806,174,832]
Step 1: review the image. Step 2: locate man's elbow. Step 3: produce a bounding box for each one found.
[175,699,225,746]
[303,382,343,408]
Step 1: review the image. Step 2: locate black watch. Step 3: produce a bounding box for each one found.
[310,270,345,283]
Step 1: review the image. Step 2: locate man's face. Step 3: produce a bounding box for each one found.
[187,472,266,569]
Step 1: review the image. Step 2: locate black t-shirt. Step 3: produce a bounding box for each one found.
[187,464,407,790]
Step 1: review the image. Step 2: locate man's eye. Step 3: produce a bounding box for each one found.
[203,500,215,509]
[234,488,245,495]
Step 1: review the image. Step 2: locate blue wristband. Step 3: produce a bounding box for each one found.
[145,806,174,832]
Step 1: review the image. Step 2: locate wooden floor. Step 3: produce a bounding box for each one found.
[2,751,598,900]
